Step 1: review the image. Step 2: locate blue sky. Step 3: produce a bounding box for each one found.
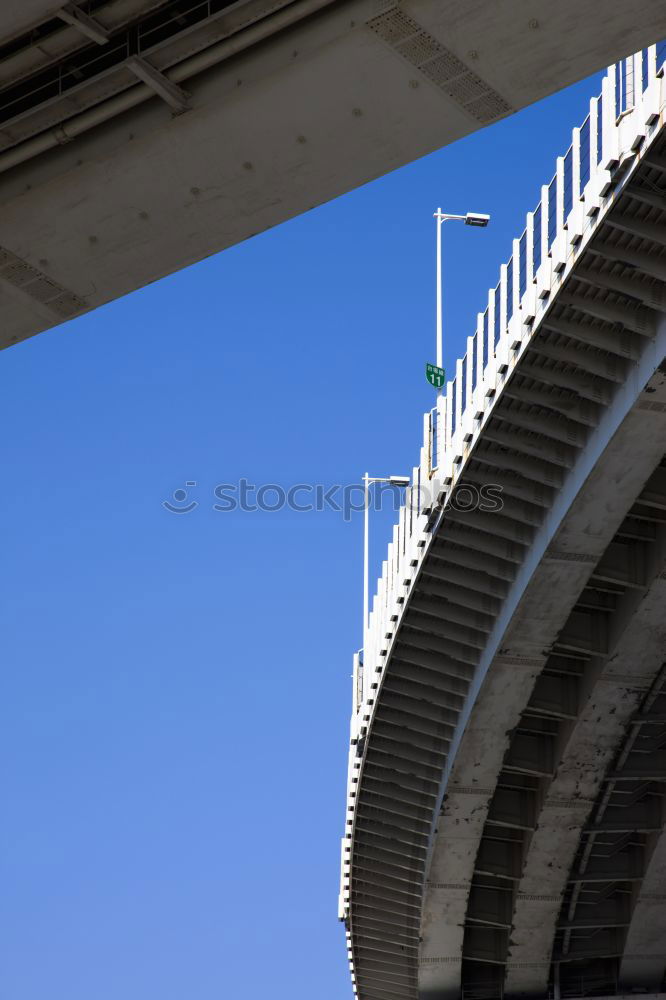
[1,66,604,999]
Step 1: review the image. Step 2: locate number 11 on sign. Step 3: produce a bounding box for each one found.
[426,363,445,388]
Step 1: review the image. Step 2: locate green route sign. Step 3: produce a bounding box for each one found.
[426,363,445,388]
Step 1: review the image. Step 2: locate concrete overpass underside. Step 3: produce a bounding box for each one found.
[2,1,666,349]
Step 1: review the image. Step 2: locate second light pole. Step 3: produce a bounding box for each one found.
[433,209,490,394]
[363,473,410,637]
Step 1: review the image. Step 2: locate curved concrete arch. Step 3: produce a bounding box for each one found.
[504,574,666,996]
[423,386,666,999]
[342,48,666,1000]
[620,830,666,989]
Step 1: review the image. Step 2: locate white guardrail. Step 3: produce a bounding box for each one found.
[340,41,666,932]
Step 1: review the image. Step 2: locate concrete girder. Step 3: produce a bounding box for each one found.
[351,838,427,875]
[470,441,565,488]
[529,672,580,721]
[590,237,666,283]
[125,56,192,113]
[481,422,577,468]
[403,610,487,651]
[619,834,666,989]
[529,337,629,383]
[356,810,431,845]
[388,646,474,684]
[463,462,555,507]
[424,550,513,589]
[444,505,536,545]
[503,731,556,778]
[571,266,666,315]
[434,521,525,564]
[627,184,666,216]
[493,400,588,447]
[354,871,426,902]
[373,714,456,751]
[541,311,642,359]
[477,490,544,528]
[591,539,651,590]
[605,212,666,252]
[423,362,666,998]
[408,594,494,633]
[644,153,666,174]
[417,574,501,614]
[503,576,666,997]
[56,4,111,45]
[557,291,655,337]
[377,698,459,733]
[516,360,614,404]
[500,379,603,427]
[388,651,473,687]
[488,785,538,828]
[395,626,479,665]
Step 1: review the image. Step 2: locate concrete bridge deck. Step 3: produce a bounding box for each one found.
[341,47,666,1000]
[2,2,666,349]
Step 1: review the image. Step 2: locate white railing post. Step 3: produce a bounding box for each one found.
[499,264,508,333]
[496,264,508,374]
[511,241,520,316]
[386,541,393,608]
[507,243,521,355]
[587,97,599,212]
[569,127,584,243]
[474,313,484,411]
[463,337,474,441]
[423,411,432,478]
[453,359,463,460]
[630,49,651,148]
[536,184,550,298]
[552,155,566,272]
[352,650,361,716]
[602,69,619,170]
[437,392,446,474]
[648,42,657,80]
[524,214,536,321]
[474,329,480,401]
[488,287,496,363]
[644,44,661,127]
[445,379,453,453]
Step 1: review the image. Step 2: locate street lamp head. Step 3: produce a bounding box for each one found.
[465,212,490,227]
[388,475,410,487]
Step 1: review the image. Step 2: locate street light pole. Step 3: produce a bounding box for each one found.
[432,209,490,396]
[363,474,410,642]
[363,472,370,635]
[435,207,443,375]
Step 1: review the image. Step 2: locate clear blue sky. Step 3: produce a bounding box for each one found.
[1,66,603,1000]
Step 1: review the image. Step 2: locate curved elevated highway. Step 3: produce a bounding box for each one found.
[341,47,666,1000]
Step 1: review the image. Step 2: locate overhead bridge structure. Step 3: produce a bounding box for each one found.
[2,2,666,350]
[341,47,666,1000]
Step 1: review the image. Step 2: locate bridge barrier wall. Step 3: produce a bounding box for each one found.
[341,42,666,941]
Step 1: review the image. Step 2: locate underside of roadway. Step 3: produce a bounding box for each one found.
[348,127,666,1000]
[2,1,666,348]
